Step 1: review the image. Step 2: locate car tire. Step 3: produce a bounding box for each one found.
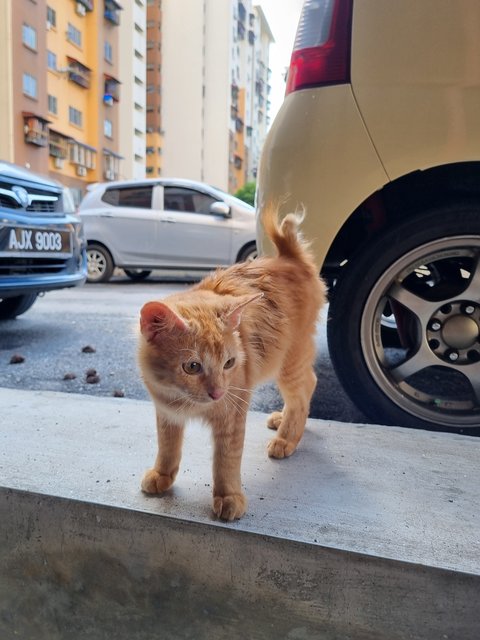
[238,243,257,263]
[0,293,38,320]
[124,269,152,281]
[327,205,480,433]
[86,244,114,283]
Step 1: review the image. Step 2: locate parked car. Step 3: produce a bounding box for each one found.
[0,162,86,320]
[256,0,480,432]
[79,178,257,283]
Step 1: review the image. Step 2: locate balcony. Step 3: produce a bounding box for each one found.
[238,1,246,23]
[48,130,69,159]
[77,0,94,11]
[22,112,50,147]
[104,74,121,103]
[104,0,122,25]
[67,57,92,89]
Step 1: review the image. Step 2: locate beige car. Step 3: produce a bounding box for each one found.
[257,0,480,432]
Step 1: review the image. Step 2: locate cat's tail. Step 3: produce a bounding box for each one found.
[262,202,311,262]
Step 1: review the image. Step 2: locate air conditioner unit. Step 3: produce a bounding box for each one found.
[76,165,87,177]
[76,2,86,16]
[104,169,115,180]
[54,157,64,169]
[46,20,52,30]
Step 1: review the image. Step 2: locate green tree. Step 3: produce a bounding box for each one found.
[234,181,256,207]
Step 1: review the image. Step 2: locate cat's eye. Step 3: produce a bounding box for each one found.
[224,357,235,369]
[182,361,202,375]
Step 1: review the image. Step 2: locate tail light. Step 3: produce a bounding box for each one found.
[286,0,353,95]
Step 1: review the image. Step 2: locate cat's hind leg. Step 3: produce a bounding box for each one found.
[141,414,184,494]
[267,353,317,459]
[266,410,282,430]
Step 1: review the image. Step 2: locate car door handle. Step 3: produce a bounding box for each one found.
[100,212,114,217]
[161,217,176,223]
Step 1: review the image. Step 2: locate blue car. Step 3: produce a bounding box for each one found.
[0,162,86,320]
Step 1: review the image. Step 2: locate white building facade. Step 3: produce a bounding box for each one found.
[118,0,147,179]
[161,0,273,192]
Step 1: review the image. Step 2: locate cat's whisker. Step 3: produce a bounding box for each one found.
[224,396,246,418]
[229,385,253,393]
[227,391,250,407]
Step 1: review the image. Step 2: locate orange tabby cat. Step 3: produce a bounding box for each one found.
[138,203,326,521]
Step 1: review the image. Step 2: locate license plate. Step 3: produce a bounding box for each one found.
[0,226,72,257]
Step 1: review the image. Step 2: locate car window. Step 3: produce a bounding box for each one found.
[101,186,153,209]
[164,187,216,214]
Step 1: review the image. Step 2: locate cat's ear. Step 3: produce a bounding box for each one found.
[140,301,188,341]
[224,293,264,329]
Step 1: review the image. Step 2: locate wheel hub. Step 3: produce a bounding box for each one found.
[427,301,480,364]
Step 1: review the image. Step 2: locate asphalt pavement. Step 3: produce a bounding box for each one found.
[0,272,367,424]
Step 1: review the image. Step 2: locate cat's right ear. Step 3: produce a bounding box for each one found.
[140,302,188,342]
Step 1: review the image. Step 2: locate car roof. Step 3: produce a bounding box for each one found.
[87,177,226,195]
[83,177,254,211]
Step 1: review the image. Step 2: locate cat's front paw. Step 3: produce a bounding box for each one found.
[213,493,247,521]
[267,437,297,459]
[141,469,175,494]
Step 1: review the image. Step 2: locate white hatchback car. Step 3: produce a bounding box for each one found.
[79,178,257,282]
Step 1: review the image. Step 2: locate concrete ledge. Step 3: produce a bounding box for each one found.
[1,388,479,639]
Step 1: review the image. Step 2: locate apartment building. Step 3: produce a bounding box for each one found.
[145,0,163,178]
[119,0,147,180]
[160,0,273,192]
[0,0,124,204]
[0,0,272,199]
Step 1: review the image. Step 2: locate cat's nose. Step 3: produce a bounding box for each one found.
[208,388,225,400]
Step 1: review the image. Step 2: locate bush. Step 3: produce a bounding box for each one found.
[234,181,256,207]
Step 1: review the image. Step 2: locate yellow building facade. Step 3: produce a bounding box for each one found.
[0,0,123,204]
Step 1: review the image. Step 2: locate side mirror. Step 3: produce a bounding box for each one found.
[210,201,231,217]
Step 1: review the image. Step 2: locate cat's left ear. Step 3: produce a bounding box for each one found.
[140,301,188,342]
[224,293,264,329]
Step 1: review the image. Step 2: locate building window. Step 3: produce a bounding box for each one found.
[47,94,58,114]
[104,119,113,138]
[134,49,143,60]
[22,24,37,50]
[23,73,37,99]
[69,106,83,127]
[146,166,154,174]
[47,6,57,28]
[47,50,57,71]
[104,41,113,63]
[67,23,82,47]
